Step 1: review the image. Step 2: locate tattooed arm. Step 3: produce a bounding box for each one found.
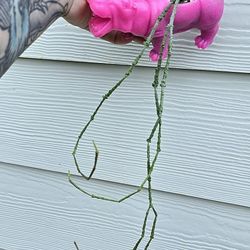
[0,0,91,77]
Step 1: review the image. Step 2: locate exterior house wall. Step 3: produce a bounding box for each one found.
[1,1,250,249]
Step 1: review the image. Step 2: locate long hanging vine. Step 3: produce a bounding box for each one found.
[68,0,180,249]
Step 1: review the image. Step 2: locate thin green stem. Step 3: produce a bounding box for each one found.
[144,206,158,250]
[152,22,171,114]
[132,206,151,250]
[71,2,174,182]
[71,1,180,249]
[69,0,174,206]
[68,167,153,203]
[135,2,180,250]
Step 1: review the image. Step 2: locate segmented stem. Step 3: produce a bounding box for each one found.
[71,1,180,249]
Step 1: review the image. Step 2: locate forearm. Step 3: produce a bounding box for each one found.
[0,0,70,77]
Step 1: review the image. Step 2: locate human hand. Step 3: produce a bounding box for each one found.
[63,0,144,44]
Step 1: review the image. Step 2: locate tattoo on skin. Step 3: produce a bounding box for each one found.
[0,0,68,77]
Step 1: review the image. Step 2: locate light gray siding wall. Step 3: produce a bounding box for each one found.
[1,1,250,249]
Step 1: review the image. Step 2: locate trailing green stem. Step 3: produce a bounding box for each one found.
[70,1,173,182]
[71,1,180,249]
[134,1,180,249]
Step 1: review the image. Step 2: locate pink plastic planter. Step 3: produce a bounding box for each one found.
[87,0,224,61]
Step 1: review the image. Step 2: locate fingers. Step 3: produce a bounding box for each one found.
[102,31,133,44]
[102,31,145,45]
[132,36,145,44]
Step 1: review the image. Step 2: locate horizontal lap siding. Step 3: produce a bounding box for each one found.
[1,2,249,249]
[21,0,250,73]
[1,163,250,250]
[1,59,250,208]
